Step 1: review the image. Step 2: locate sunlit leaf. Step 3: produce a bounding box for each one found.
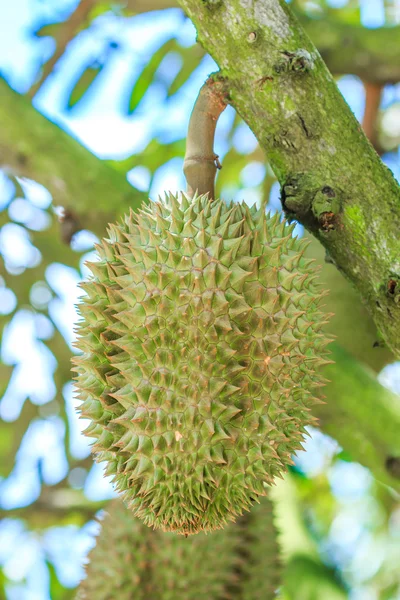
[167,44,205,97]
[66,62,105,110]
[47,560,75,600]
[127,39,178,114]
[33,22,62,39]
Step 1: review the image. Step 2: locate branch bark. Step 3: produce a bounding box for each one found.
[29,0,96,98]
[318,345,400,491]
[177,0,400,359]
[0,78,144,237]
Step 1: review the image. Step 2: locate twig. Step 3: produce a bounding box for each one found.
[28,0,96,99]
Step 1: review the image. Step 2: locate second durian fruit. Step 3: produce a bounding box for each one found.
[77,496,280,600]
[74,192,330,535]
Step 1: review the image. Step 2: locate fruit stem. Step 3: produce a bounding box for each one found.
[184,77,227,199]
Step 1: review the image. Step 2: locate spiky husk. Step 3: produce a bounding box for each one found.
[77,496,280,600]
[73,193,330,535]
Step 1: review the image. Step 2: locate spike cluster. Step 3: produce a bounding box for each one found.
[73,193,330,535]
[77,496,280,600]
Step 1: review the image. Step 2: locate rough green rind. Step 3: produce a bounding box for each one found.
[77,496,280,600]
[73,192,330,535]
[237,499,281,599]
[177,0,400,360]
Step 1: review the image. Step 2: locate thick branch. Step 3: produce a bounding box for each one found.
[184,78,227,197]
[319,345,400,491]
[0,78,144,236]
[177,0,400,358]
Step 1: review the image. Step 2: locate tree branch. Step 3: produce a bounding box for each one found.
[177,0,400,359]
[0,78,144,236]
[0,489,107,527]
[29,0,96,98]
[318,345,400,492]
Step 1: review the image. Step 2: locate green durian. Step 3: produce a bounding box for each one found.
[73,192,330,535]
[77,496,280,600]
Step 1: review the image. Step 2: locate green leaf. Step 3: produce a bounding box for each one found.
[47,561,75,600]
[167,45,205,97]
[284,556,347,600]
[67,62,104,110]
[136,138,186,173]
[127,39,178,114]
[34,22,61,39]
[326,0,361,25]
[0,400,38,478]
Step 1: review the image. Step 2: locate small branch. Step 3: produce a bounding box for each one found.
[0,490,107,525]
[28,0,96,98]
[362,81,384,153]
[58,207,81,245]
[184,77,227,198]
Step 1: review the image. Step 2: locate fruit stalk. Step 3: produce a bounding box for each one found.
[183,77,227,199]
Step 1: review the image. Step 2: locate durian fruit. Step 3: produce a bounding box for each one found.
[74,192,330,535]
[77,496,280,600]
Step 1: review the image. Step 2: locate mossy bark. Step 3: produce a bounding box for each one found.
[177,0,400,359]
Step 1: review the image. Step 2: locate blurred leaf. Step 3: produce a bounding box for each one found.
[167,44,205,97]
[382,582,400,600]
[89,2,121,20]
[117,138,186,174]
[0,363,12,398]
[127,39,178,114]
[285,556,347,600]
[0,400,38,478]
[0,568,6,600]
[34,22,62,39]
[326,4,361,25]
[67,62,105,110]
[47,561,75,600]
[335,449,353,462]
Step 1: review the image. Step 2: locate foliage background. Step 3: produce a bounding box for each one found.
[0,1,400,598]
